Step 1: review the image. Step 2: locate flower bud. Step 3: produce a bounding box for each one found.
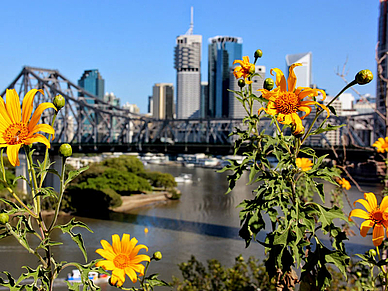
[238,79,245,88]
[53,95,65,110]
[254,49,263,59]
[59,143,72,158]
[0,213,9,225]
[263,78,274,91]
[152,251,162,261]
[355,70,373,85]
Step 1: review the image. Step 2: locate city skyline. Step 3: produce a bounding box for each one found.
[0,1,378,113]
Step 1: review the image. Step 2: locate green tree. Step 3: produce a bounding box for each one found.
[101,155,145,174]
[139,171,177,189]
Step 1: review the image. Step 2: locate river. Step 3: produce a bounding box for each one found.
[0,163,384,290]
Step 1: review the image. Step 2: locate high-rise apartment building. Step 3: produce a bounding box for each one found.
[174,8,202,119]
[285,52,312,88]
[208,36,242,118]
[152,83,174,119]
[378,0,388,116]
[229,65,266,118]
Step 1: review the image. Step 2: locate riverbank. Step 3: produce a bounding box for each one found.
[111,192,174,213]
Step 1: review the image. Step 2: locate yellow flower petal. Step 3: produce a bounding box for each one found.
[373,224,385,246]
[6,144,22,167]
[5,89,21,124]
[125,267,138,283]
[28,102,56,132]
[22,89,43,124]
[287,63,302,92]
[130,244,149,258]
[360,220,373,237]
[28,124,55,136]
[353,198,373,213]
[96,248,116,261]
[349,208,370,221]
[112,234,121,254]
[270,68,286,92]
[121,233,131,253]
[24,134,51,148]
[364,192,377,210]
[95,260,115,270]
[381,196,388,212]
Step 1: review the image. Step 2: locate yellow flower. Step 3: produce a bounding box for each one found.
[349,192,388,246]
[295,157,313,171]
[373,137,388,153]
[0,89,56,166]
[233,56,255,84]
[96,234,150,287]
[258,63,329,135]
[337,177,351,190]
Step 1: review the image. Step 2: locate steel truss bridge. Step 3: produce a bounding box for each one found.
[0,66,382,155]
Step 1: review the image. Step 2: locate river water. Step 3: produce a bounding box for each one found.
[0,163,384,290]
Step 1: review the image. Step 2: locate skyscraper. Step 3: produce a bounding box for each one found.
[174,7,202,119]
[152,83,174,119]
[208,36,242,118]
[377,0,388,115]
[229,65,266,118]
[78,69,105,142]
[285,52,312,88]
[78,69,105,101]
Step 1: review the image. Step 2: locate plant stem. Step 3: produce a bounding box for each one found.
[48,156,66,232]
[300,80,357,145]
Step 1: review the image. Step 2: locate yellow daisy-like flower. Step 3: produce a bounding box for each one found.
[373,137,388,153]
[337,177,351,190]
[349,192,388,246]
[295,157,313,171]
[258,63,329,135]
[233,56,255,84]
[0,89,56,166]
[96,234,151,287]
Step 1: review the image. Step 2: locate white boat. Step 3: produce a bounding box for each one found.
[175,173,193,183]
[66,269,109,284]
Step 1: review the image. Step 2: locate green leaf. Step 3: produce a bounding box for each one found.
[311,203,347,229]
[310,123,345,135]
[315,182,325,203]
[65,166,89,187]
[145,273,170,287]
[328,105,337,116]
[55,218,93,261]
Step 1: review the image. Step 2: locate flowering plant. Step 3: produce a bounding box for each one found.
[0,89,166,290]
[222,50,373,290]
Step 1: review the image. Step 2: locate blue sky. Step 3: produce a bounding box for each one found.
[0,1,379,113]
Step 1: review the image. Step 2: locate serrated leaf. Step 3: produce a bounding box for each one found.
[312,203,346,229]
[55,218,93,261]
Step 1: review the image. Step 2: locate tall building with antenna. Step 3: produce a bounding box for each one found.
[174,7,202,119]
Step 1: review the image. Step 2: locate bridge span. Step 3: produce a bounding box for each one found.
[0,66,382,152]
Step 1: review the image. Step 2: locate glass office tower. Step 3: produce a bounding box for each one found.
[208,36,242,118]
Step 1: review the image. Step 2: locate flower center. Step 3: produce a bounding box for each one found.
[4,123,29,145]
[275,92,300,115]
[372,209,384,224]
[113,254,130,269]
